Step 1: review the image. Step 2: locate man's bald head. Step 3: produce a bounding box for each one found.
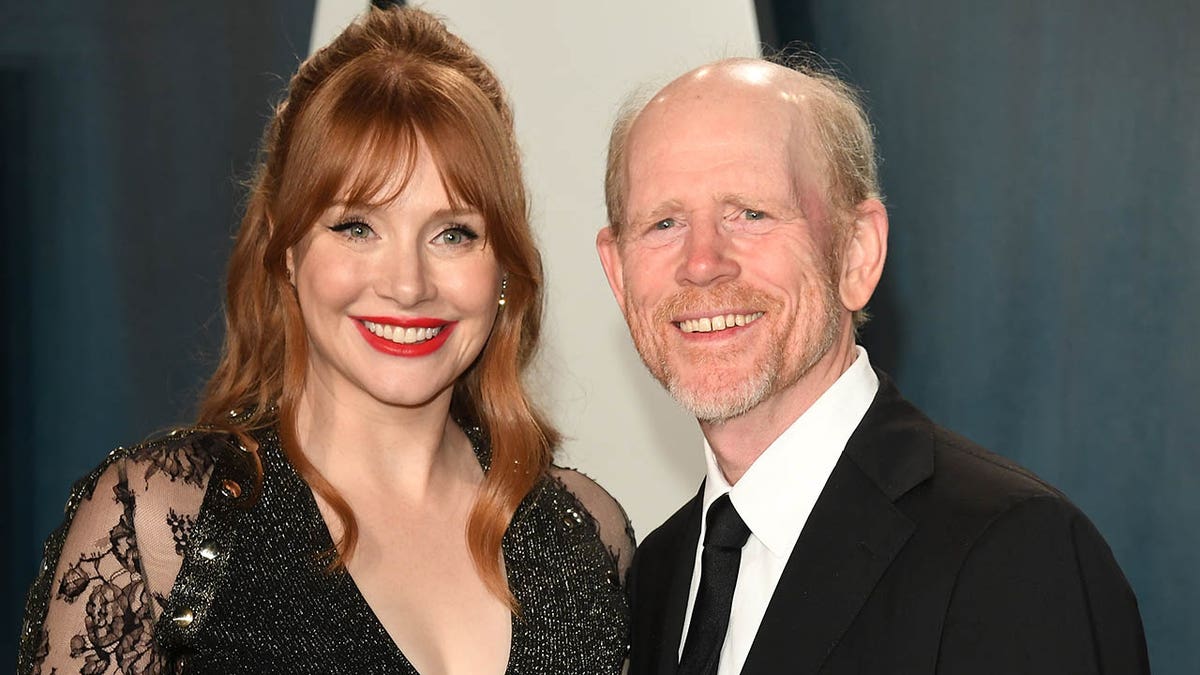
[605,58,880,241]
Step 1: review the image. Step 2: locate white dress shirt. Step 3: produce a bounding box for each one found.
[678,346,879,674]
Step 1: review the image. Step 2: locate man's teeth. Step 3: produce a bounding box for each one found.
[363,321,443,344]
[677,312,764,334]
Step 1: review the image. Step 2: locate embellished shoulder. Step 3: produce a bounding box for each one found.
[546,466,636,585]
[18,427,245,675]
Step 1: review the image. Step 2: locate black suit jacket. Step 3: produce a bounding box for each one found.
[628,373,1149,674]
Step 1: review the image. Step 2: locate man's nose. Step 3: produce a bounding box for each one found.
[376,244,435,306]
[676,220,740,286]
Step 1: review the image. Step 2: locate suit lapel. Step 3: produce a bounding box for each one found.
[654,489,702,674]
[629,484,704,675]
[740,374,933,675]
[740,456,914,674]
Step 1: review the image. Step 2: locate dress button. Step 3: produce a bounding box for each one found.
[220,479,243,499]
[199,541,220,560]
[172,607,195,627]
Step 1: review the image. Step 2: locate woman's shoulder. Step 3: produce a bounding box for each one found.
[115,426,247,492]
[545,467,632,534]
[545,466,636,582]
[53,427,254,598]
[72,426,246,548]
[53,427,239,528]
[20,427,248,673]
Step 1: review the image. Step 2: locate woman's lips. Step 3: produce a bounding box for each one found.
[352,317,456,357]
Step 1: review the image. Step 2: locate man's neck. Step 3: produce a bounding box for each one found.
[701,338,859,484]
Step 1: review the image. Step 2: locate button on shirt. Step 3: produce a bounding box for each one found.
[677,346,879,674]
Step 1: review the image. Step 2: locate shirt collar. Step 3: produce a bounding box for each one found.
[702,346,879,558]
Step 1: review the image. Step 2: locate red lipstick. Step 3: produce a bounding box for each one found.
[352,316,456,357]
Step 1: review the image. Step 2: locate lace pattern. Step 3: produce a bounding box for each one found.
[19,426,633,674]
[20,431,226,674]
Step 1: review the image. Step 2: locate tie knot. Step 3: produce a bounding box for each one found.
[704,494,751,550]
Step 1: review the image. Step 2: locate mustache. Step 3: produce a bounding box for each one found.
[652,283,783,324]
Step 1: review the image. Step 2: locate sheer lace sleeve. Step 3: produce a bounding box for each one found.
[19,433,217,675]
[548,467,636,586]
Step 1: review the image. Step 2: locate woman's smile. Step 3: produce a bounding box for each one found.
[354,317,457,356]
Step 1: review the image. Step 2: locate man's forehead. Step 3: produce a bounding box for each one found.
[616,64,838,230]
[628,73,822,172]
[650,59,815,109]
[628,63,819,156]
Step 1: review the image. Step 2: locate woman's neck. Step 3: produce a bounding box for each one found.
[291,376,479,503]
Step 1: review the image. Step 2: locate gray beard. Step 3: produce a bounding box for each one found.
[658,287,842,425]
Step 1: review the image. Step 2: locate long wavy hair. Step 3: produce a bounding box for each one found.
[196,6,558,608]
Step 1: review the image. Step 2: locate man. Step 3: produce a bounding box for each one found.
[596,58,1149,674]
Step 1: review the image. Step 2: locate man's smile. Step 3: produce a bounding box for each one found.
[675,311,765,334]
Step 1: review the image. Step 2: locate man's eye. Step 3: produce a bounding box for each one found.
[652,218,676,230]
[329,220,375,239]
[435,225,479,246]
[744,209,766,221]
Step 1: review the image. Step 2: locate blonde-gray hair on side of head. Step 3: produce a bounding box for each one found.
[603,85,655,242]
[765,49,882,221]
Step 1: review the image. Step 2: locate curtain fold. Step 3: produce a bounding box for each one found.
[757,1,1198,672]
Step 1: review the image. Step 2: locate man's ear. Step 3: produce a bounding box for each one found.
[595,226,628,313]
[838,198,888,312]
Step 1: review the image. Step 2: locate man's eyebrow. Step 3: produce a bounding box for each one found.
[718,192,777,209]
[719,193,757,209]
[632,200,685,224]
[718,193,805,218]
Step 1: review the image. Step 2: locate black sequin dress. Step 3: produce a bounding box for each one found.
[18,425,633,674]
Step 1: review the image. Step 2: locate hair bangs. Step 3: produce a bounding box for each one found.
[415,65,524,247]
[277,56,521,245]
[275,57,435,237]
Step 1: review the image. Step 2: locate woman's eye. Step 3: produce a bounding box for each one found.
[329,220,375,239]
[435,225,479,246]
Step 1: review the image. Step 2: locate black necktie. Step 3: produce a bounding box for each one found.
[678,493,752,675]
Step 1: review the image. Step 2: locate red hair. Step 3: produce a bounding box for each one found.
[196,6,558,608]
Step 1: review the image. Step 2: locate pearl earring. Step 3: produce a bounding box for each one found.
[498,275,508,307]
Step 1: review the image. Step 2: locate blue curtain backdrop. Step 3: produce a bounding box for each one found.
[757,0,1199,672]
[5,0,1196,672]
[0,0,316,660]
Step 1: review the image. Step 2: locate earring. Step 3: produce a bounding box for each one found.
[498,274,508,307]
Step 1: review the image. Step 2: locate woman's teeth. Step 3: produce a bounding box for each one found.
[363,321,443,344]
[677,312,764,334]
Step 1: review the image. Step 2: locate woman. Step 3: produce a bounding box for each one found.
[18,7,632,674]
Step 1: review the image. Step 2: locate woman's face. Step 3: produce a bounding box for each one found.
[288,140,502,412]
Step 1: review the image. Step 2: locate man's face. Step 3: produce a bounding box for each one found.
[598,75,849,424]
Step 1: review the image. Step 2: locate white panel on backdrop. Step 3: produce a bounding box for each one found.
[310,0,371,53]
[419,0,762,536]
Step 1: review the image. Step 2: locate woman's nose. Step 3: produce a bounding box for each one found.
[376,244,436,307]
